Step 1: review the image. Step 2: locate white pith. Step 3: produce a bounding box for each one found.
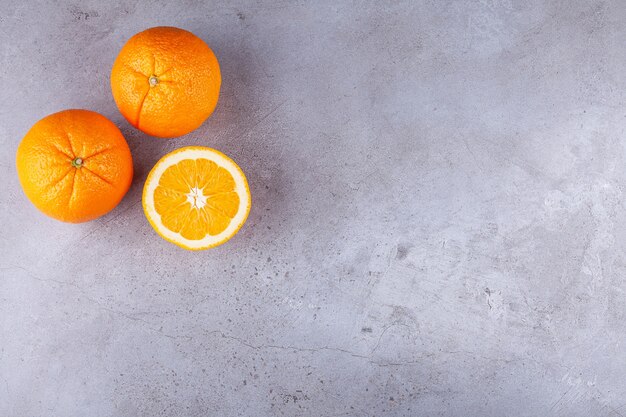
[144,148,250,249]
[186,186,207,209]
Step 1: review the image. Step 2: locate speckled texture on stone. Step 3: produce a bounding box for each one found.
[2,0,626,416]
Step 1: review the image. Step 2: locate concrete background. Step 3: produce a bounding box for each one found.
[2,0,626,415]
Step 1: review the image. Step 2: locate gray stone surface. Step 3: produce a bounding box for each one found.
[2,0,626,415]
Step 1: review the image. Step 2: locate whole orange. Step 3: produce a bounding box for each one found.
[110,26,221,138]
[16,109,133,223]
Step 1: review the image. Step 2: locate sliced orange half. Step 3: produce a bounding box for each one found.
[142,146,251,250]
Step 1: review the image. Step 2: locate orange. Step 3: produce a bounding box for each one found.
[142,146,251,250]
[16,109,133,223]
[110,26,221,138]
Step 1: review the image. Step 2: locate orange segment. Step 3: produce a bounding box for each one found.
[154,186,187,216]
[204,205,232,236]
[180,208,206,240]
[159,161,194,193]
[206,192,240,218]
[195,158,219,189]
